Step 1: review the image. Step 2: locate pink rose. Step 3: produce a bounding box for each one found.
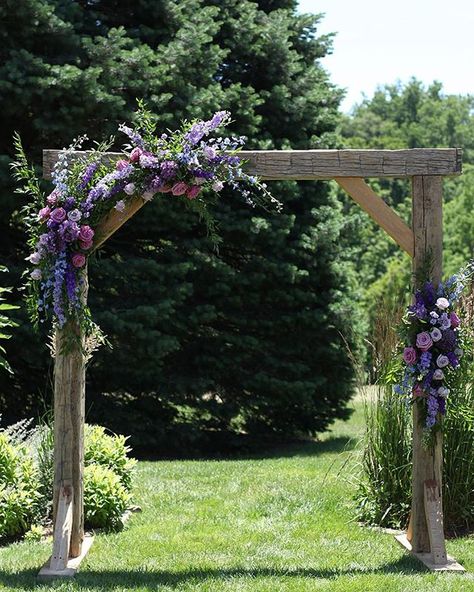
[403,347,417,365]
[116,159,129,171]
[38,207,51,220]
[129,147,143,163]
[171,182,189,196]
[186,185,201,200]
[78,225,95,242]
[416,331,433,352]
[50,207,66,223]
[450,312,460,328]
[79,239,93,251]
[72,253,86,268]
[413,384,426,398]
[46,191,59,206]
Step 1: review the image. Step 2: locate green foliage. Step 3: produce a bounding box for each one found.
[0,432,40,540]
[0,0,362,448]
[85,425,136,491]
[83,464,130,530]
[355,385,412,528]
[0,267,18,374]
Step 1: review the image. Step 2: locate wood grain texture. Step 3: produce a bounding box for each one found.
[53,266,88,560]
[424,479,447,564]
[42,148,462,181]
[50,485,74,572]
[335,178,414,257]
[409,175,444,556]
[92,195,147,252]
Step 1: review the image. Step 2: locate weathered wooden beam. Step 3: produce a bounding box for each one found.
[399,175,464,571]
[43,148,462,181]
[50,485,74,572]
[336,177,414,257]
[92,195,147,252]
[53,267,88,561]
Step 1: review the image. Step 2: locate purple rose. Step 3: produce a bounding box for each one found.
[403,347,417,365]
[450,312,460,328]
[114,200,126,212]
[430,328,442,342]
[39,207,51,220]
[79,239,93,251]
[30,269,42,280]
[433,369,444,380]
[436,354,449,368]
[416,332,433,352]
[78,225,94,242]
[50,207,67,223]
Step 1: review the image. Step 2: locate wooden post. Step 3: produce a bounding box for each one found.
[53,266,88,559]
[409,175,443,555]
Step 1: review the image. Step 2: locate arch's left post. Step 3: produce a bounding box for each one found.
[38,265,94,580]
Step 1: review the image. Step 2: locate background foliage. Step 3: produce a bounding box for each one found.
[0,0,364,452]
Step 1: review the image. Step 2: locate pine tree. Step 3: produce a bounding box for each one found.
[0,0,363,450]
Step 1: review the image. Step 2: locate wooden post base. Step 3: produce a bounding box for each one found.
[37,534,94,580]
[395,533,465,572]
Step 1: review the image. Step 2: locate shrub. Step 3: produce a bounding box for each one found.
[84,425,136,491]
[83,464,130,530]
[0,432,39,540]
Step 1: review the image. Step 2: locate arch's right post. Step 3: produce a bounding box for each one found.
[396,175,464,571]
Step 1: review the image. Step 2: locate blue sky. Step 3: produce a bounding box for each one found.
[298,0,474,112]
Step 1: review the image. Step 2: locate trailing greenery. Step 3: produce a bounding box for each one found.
[0,430,40,539]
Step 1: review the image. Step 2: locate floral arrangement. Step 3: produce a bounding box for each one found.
[12,104,279,339]
[396,266,473,431]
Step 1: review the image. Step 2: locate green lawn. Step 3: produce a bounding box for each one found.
[0,402,473,591]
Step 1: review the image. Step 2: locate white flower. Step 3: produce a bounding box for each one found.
[437,386,450,398]
[436,354,449,368]
[143,191,155,202]
[30,269,42,281]
[436,297,450,310]
[194,177,206,186]
[430,328,442,342]
[67,209,82,222]
[124,183,136,196]
[433,369,444,380]
[114,200,126,213]
[212,180,224,192]
[27,252,41,265]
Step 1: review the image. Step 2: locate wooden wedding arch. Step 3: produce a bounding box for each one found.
[39,147,464,578]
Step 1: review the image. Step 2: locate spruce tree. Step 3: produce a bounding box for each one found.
[0,0,363,450]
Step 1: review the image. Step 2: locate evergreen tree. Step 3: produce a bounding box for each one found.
[0,0,362,451]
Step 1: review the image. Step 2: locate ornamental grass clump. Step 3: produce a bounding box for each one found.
[356,272,474,533]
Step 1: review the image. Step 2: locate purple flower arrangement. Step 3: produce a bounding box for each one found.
[396,272,470,430]
[16,106,279,335]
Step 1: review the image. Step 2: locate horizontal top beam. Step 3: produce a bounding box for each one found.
[43,147,462,181]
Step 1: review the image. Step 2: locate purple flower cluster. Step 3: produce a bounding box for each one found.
[25,109,278,330]
[397,279,464,429]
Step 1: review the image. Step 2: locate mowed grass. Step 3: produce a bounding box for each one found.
[0,402,473,591]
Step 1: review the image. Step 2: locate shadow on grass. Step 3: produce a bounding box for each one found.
[0,556,430,589]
